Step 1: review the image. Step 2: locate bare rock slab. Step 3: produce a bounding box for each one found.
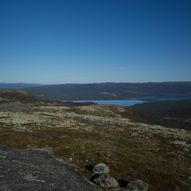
[0,145,99,191]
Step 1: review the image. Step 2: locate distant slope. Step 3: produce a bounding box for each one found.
[0,90,40,103]
[25,82,191,100]
[131,99,191,130]
[0,83,41,89]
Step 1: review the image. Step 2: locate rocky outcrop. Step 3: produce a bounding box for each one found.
[90,163,148,191]
[0,146,99,191]
[90,163,119,188]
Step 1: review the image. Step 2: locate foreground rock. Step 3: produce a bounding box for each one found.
[91,163,119,188]
[90,163,148,190]
[127,179,148,191]
[118,176,148,191]
[92,163,110,175]
[0,146,99,191]
[92,174,119,188]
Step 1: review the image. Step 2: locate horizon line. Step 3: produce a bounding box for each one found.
[0,80,191,85]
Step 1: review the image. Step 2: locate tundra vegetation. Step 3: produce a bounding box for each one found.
[0,90,191,191]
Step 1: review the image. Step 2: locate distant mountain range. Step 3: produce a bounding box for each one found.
[0,83,41,89]
[1,82,191,100]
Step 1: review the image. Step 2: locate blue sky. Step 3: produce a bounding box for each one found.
[0,0,191,84]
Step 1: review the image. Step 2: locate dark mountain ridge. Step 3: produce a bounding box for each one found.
[131,99,191,130]
[0,83,41,89]
[25,82,191,100]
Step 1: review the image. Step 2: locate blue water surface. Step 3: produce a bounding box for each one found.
[72,99,146,106]
[71,96,190,107]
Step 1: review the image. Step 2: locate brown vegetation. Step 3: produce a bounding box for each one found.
[0,91,191,191]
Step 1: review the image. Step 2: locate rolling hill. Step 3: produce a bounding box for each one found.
[25,82,191,100]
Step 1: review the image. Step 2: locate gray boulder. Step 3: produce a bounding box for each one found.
[130,132,139,137]
[92,163,110,175]
[127,179,148,191]
[92,174,119,188]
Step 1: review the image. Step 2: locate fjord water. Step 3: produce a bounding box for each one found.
[72,96,190,107]
[90,99,147,106]
[72,99,146,106]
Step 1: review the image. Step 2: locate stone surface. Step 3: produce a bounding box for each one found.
[92,163,110,175]
[0,146,99,191]
[127,179,148,191]
[92,174,119,188]
[130,132,140,137]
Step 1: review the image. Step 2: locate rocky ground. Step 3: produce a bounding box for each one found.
[0,90,191,191]
[0,146,99,191]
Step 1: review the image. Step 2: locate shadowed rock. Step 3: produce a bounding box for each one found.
[92,174,119,188]
[127,179,148,191]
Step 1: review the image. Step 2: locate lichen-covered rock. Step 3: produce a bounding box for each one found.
[92,174,119,188]
[130,132,139,137]
[127,179,148,191]
[92,163,110,175]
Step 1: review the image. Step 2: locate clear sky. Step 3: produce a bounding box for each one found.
[0,0,191,84]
